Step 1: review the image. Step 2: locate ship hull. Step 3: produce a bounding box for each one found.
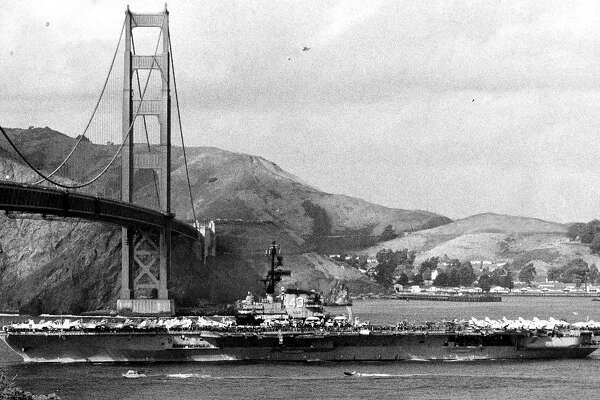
[2,331,596,363]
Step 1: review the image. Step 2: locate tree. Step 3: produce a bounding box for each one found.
[547,267,562,282]
[457,262,476,286]
[590,264,599,284]
[591,234,600,254]
[419,257,439,280]
[504,270,515,290]
[419,257,439,273]
[580,220,600,244]
[420,268,432,281]
[478,273,492,292]
[567,223,586,241]
[395,273,409,286]
[374,260,396,288]
[376,249,394,265]
[412,273,424,286]
[447,267,460,286]
[490,266,510,287]
[356,255,368,269]
[392,249,415,271]
[75,134,91,143]
[430,260,476,287]
[375,248,415,288]
[374,263,396,288]
[519,264,537,285]
[546,259,597,286]
[433,271,449,287]
[562,258,589,287]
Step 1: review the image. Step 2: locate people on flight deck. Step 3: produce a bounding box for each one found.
[4,316,600,336]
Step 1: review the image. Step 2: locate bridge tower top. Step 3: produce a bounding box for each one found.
[122,6,171,212]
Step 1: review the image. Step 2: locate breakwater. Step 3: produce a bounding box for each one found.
[395,293,501,302]
[505,292,600,297]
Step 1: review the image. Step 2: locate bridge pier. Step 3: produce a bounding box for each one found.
[158,227,170,299]
[117,227,174,315]
[119,227,133,300]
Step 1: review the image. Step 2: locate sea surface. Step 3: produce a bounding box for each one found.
[2,296,600,400]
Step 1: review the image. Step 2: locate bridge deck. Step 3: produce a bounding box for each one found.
[0,181,198,239]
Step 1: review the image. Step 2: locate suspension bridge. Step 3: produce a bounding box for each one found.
[0,7,211,315]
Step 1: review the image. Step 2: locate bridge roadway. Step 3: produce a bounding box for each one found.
[0,181,198,239]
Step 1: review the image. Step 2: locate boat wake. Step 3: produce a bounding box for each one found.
[344,371,430,378]
[442,356,493,362]
[166,373,212,379]
[408,356,430,362]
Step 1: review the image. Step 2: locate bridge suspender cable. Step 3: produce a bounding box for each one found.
[31,19,126,185]
[131,36,161,208]
[0,17,165,190]
[168,31,198,228]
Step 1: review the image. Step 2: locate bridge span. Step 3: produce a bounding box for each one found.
[0,181,198,240]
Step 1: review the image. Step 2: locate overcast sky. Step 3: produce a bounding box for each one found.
[2,0,600,223]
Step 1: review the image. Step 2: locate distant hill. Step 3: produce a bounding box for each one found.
[363,213,599,278]
[366,213,566,253]
[0,127,451,312]
[419,213,566,236]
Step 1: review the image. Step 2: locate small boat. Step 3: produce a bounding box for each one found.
[343,371,357,376]
[122,370,146,379]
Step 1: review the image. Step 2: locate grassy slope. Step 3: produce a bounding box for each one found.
[169,146,451,248]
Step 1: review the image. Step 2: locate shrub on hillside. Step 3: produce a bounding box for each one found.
[379,225,398,242]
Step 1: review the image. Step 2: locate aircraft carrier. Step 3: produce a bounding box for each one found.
[2,317,598,363]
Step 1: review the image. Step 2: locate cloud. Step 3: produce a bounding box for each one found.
[316,0,384,44]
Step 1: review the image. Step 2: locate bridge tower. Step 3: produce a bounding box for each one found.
[117,7,174,315]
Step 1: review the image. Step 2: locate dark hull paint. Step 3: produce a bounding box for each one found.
[2,331,596,363]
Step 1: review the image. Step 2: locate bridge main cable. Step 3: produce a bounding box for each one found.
[0,18,165,190]
[168,30,198,227]
[31,19,126,185]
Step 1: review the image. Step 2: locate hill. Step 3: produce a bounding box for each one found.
[171,146,450,252]
[0,127,451,312]
[363,213,600,278]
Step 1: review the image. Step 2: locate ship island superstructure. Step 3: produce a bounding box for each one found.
[234,242,325,324]
[1,242,599,363]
